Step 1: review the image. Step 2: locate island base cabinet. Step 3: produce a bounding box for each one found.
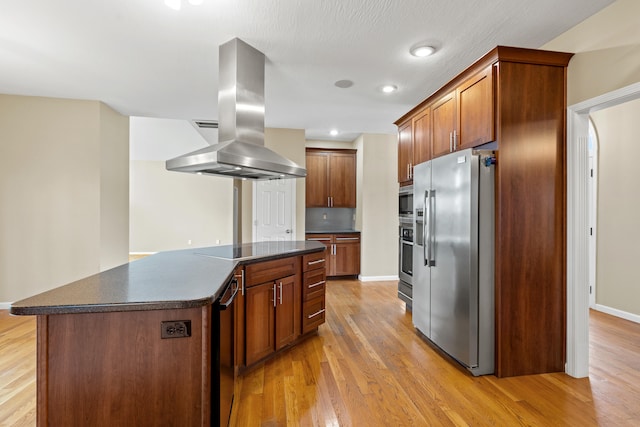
[244,281,276,365]
[37,306,211,426]
[244,274,301,367]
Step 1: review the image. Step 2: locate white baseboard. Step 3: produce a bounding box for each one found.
[129,252,157,255]
[358,275,398,282]
[0,302,12,310]
[593,304,640,324]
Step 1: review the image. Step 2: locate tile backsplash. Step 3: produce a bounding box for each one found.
[306,208,356,232]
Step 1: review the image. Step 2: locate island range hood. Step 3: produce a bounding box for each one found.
[166,38,306,180]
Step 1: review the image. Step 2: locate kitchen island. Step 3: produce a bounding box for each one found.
[10,240,326,426]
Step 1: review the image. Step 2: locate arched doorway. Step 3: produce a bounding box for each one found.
[566,81,640,377]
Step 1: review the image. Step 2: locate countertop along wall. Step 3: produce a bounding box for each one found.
[0,94,129,304]
[542,0,640,318]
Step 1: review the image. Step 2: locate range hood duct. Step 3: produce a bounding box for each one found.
[166,38,306,180]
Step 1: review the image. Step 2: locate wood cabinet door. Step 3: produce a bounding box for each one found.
[274,275,300,350]
[305,151,329,207]
[431,92,456,158]
[457,65,495,150]
[329,152,356,208]
[412,107,431,165]
[245,281,275,365]
[397,120,413,184]
[333,241,360,276]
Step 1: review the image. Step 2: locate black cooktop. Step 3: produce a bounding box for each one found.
[194,241,313,261]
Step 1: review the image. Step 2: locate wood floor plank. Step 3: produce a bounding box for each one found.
[3,281,640,426]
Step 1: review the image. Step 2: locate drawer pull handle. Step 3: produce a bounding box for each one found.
[307,308,326,319]
[336,237,359,241]
[308,238,331,242]
[308,280,325,288]
[308,259,325,265]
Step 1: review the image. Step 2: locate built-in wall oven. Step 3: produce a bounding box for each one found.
[398,216,413,310]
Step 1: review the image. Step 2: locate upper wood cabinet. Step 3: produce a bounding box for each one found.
[398,107,431,186]
[412,107,432,166]
[305,149,356,208]
[431,91,457,158]
[397,121,413,185]
[399,64,495,171]
[457,65,494,150]
[305,152,329,207]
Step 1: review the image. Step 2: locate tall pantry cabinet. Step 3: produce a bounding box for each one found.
[395,46,573,377]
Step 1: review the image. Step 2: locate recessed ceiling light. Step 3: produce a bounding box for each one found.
[334,79,354,89]
[410,44,436,57]
[165,0,203,10]
[330,129,339,136]
[165,0,181,10]
[381,85,398,94]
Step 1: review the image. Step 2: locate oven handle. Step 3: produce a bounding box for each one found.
[219,278,239,310]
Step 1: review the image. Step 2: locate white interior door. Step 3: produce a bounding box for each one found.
[253,179,295,242]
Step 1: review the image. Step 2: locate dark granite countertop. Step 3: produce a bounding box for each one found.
[10,241,325,316]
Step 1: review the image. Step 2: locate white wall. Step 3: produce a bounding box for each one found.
[129,160,233,252]
[0,94,129,303]
[354,134,398,279]
[543,0,640,106]
[543,0,640,317]
[100,103,130,269]
[590,100,640,316]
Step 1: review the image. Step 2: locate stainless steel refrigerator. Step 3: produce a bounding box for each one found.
[412,148,495,376]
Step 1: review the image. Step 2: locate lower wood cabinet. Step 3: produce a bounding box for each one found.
[302,250,327,334]
[306,233,360,278]
[244,272,301,366]
[238,252,327,370]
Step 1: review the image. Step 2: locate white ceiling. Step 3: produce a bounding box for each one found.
[1,0,614,145]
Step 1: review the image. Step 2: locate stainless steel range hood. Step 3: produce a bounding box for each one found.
[166,38,306,180]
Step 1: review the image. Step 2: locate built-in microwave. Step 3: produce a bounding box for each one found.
[399,185,413,219]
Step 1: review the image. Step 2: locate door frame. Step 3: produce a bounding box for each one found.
[566,81,640,378]
[587,120,598,309]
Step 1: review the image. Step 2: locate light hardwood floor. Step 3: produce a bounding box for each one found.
[2,280,640,426]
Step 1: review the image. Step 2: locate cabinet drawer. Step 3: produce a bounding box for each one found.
[302,250,327,272]
[303,269,326,301]
[245,256,299,287]
[302,296,326,334]
[334,234,360,243]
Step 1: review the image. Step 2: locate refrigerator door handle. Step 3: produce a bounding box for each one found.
[424,190,430,266]
[427,189,435,267]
